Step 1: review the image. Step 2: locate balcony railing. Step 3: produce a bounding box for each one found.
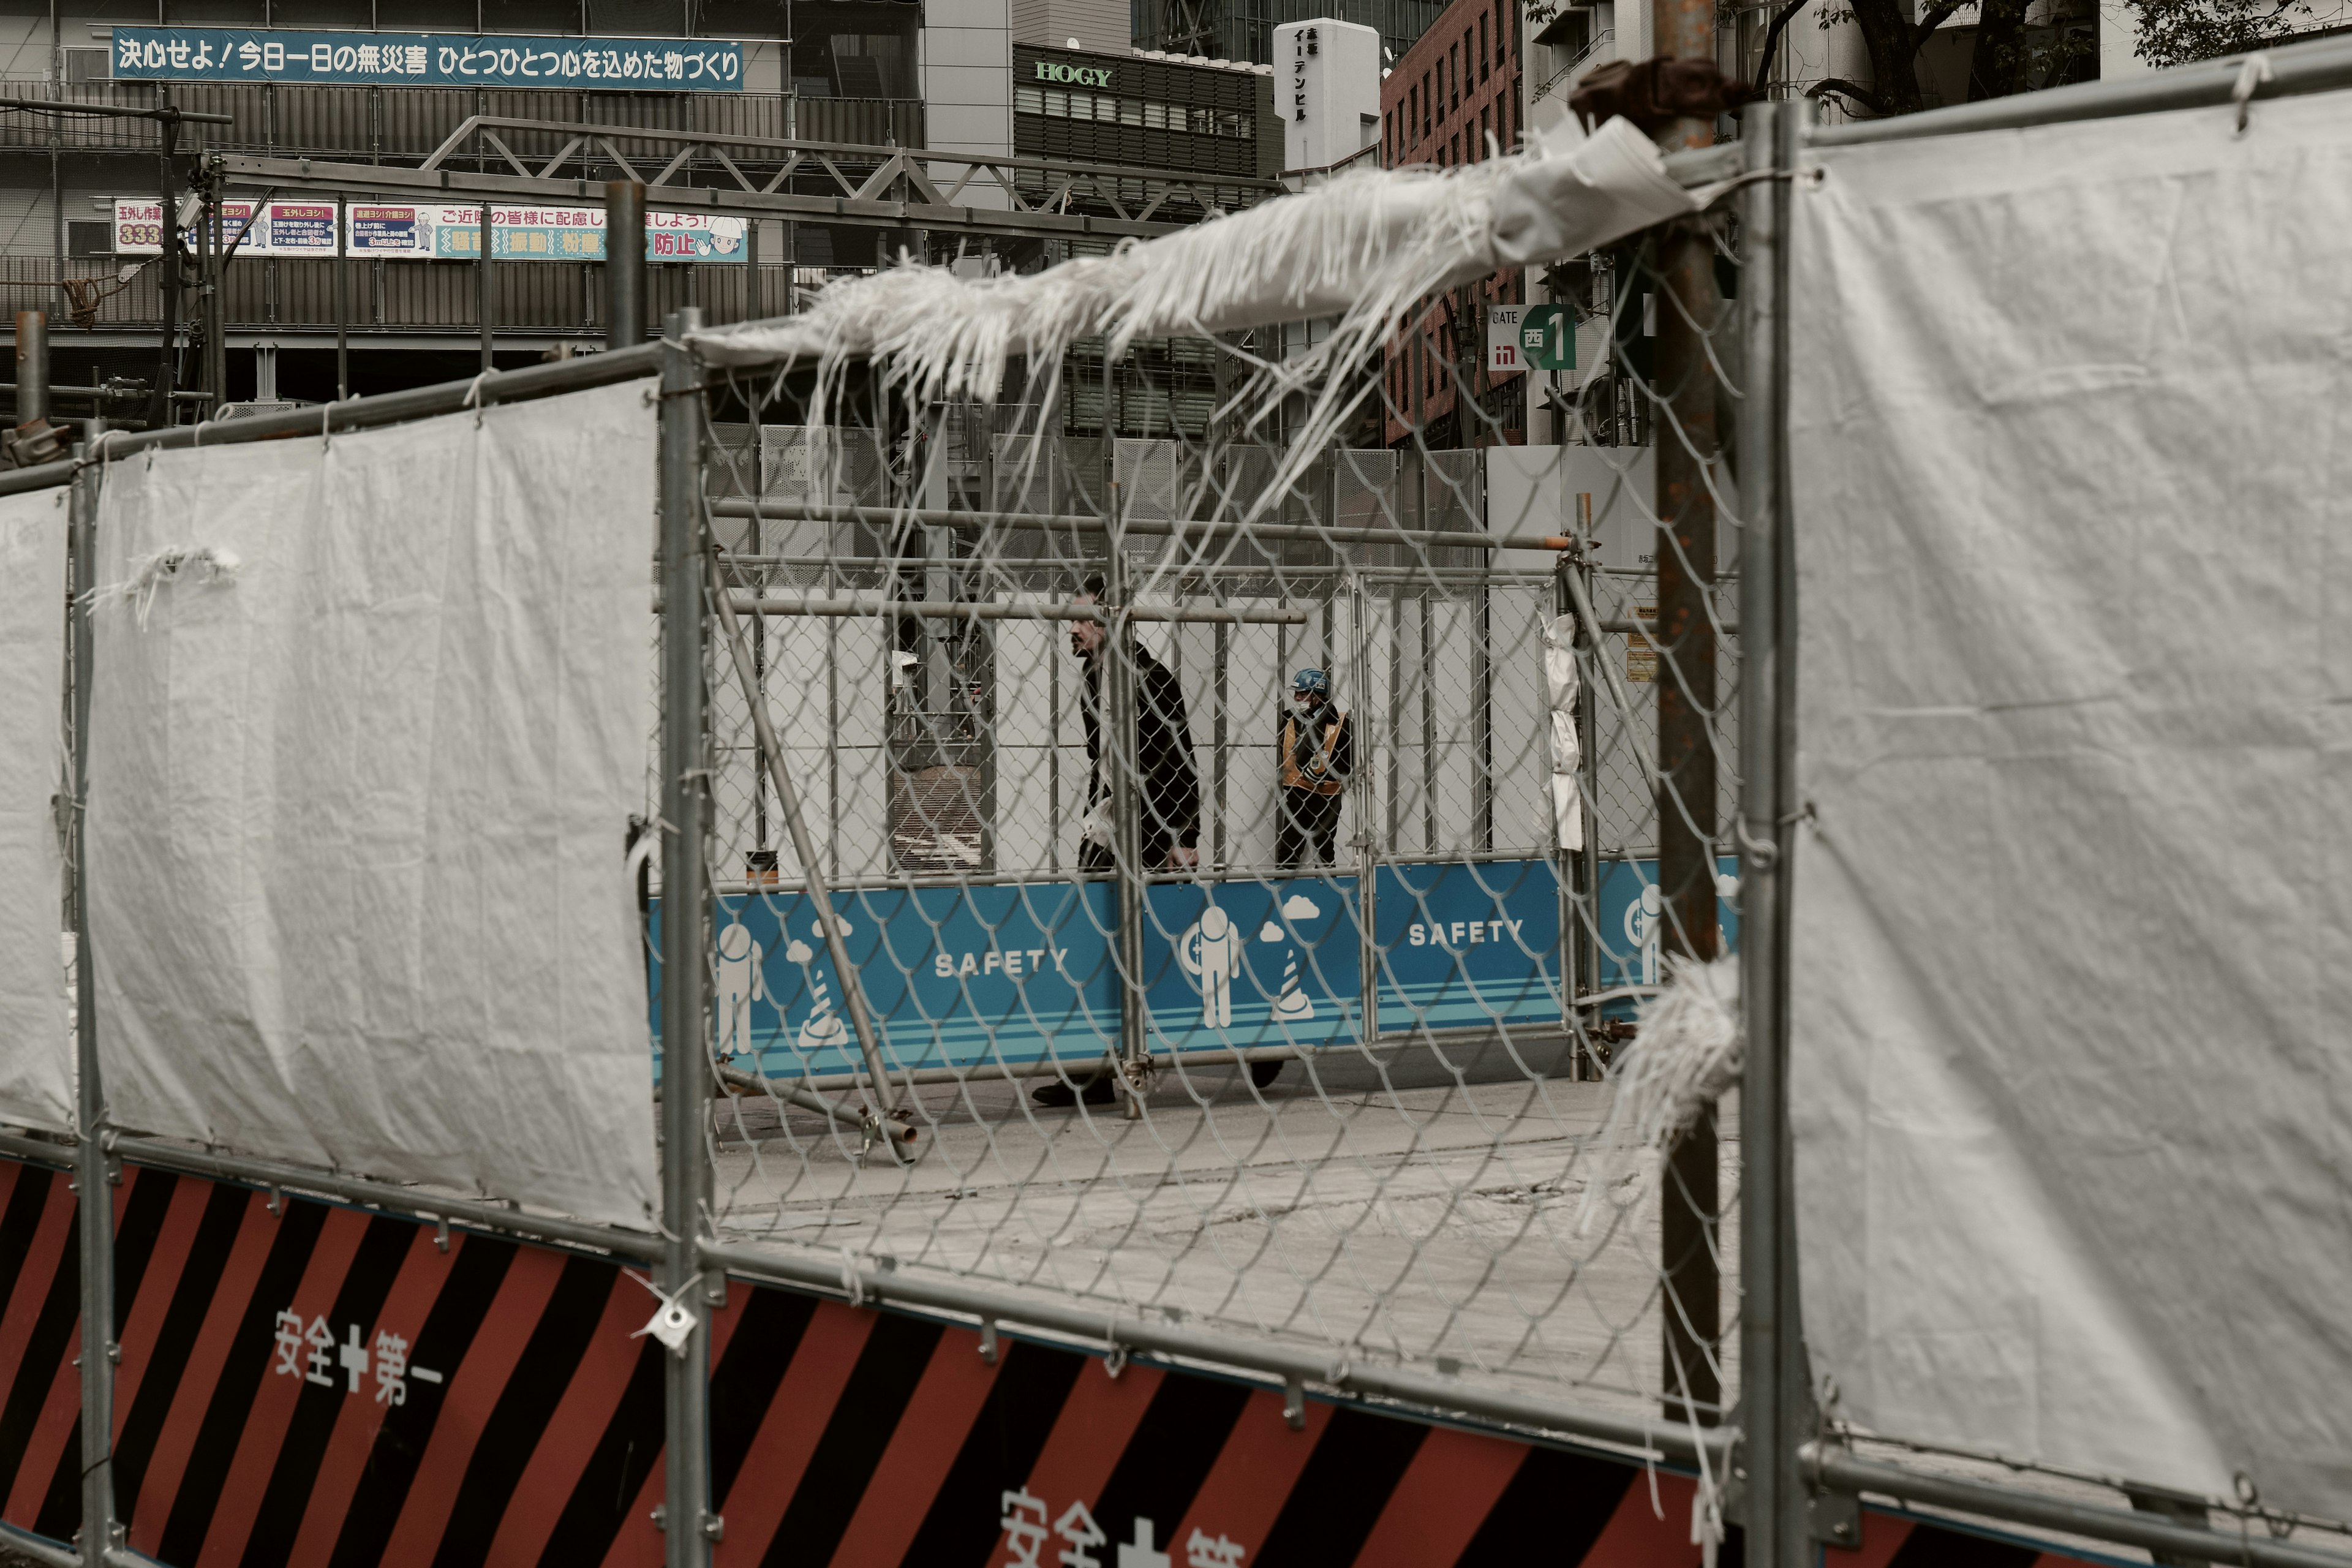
[0,254,826,334]
[0,80,921,160]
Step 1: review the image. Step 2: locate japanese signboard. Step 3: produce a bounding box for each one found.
[112,198,747,262]
[0,1151,2119,1568]
[106,25,744,90]
[1521,303,1576,371]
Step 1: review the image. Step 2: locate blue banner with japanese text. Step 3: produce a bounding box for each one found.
[107,25,745,90]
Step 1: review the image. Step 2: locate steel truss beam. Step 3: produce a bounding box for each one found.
[219,114,1283,242]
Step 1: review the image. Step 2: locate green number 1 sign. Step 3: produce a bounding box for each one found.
[1520,303,1574,372]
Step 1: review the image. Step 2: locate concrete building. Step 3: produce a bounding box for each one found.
[0,0,1295,424]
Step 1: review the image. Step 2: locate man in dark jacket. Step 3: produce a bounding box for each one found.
[1036,575,1202,1109]
[1069,575,1200,873]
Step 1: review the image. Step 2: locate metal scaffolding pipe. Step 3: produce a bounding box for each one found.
[699,1236,1731,1473]
[85,343,662,461]
[697,594,1306,625]
[657,308,714,1568]
[1806,1447,2352,1568]
[707,497,1577,554]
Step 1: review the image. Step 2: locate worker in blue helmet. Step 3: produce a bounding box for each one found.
[1278,667,1352,870]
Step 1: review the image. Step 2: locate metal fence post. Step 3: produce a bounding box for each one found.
[1737,96,1809,1568]
[1354,570,1379,1043]
[608,181,646,350]
[1651,0,1724,1430]
[657,305,714,1566]
[70,454,117,1568]
[477,202,495,373]
[1105,492,1149,1118]
[334,191,349,402]
[16,309,48,424]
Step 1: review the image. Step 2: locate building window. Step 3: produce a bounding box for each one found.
[1421,73,1431,136]
[1447,46,1457,110]
[67,220,111,258]
[1479,14,1488,80]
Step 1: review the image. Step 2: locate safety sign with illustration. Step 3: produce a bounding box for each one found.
[1593,857,1741,1001]
[1145,881,1358,1050]
[655,863,1579,1077]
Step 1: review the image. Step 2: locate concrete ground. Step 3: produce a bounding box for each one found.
[704,1031,1743,1422]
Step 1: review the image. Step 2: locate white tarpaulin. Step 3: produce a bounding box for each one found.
[1789,93,2352,1517]
[87,382,660,1229]
[0,488,73,1133]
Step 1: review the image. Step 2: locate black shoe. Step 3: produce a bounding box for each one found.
[1248,1060,1285,1089]
[1031,1072,1118,1108]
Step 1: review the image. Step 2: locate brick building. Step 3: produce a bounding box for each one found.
[1377,0,1522,447]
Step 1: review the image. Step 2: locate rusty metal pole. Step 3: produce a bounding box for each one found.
[13,309,47,425]
[151,108,180,431]
[477,200,494,372]
[1651,0,1723,1433]
[606,181,647,350]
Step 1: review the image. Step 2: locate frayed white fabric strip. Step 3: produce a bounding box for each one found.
[2233,52,2273,132]
[1575,951,1742,1236]
[684,116,1713,524]
[85,545,241,631]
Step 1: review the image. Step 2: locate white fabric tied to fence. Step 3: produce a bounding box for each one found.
[86,382,661,1229]
[1544,614,1584,851]
[690,115,1717,519]
[1789,92,2352,1518]
[0,489,73,1133]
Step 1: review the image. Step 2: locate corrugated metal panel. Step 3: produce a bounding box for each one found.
[0,258,162,328]
[0,82,164,151]
[271,85,381,156]
[380,86,477,156]
[0,189,53,262]
[794,96,921,146]
[171,83,271,151]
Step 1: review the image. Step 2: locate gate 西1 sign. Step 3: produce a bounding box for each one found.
[1520,304,1574,372]
[1486,304,1526,378]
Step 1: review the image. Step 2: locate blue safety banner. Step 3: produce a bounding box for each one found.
[107,26,745,90]
[656,862,1581,1080]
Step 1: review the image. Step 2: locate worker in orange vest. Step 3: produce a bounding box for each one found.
[1277,668,1352,869]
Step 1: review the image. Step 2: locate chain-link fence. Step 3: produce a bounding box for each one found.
[15,72,2352,1568]
[671,187,1747,1441]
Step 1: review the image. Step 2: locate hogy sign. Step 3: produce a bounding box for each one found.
[1033,59,1112,86]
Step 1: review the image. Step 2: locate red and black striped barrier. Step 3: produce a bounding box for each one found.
[0,1156,2106,1567]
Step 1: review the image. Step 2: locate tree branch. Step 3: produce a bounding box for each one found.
[1912,0,1967,50]
[1807,76,1890,113]
[1754,0,1810,89]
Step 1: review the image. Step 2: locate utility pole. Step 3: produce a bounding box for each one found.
[1649,0,1723,1434]
[0,95,231,430]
